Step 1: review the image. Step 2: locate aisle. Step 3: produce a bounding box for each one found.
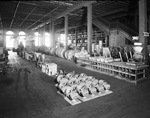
[0,52,150,118]
[0,52,69,118]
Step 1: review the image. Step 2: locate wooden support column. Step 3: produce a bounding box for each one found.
[3,30,5,48]
[149,15,150,35]
[43,23,46,46]
[40,27,43,46]
[75,27,77,46]
[0,30,4,47]
[51,20,55,48]
[139,0,148,64]
[87,4,92,56]
[38,28,41,46]
[65,15,68,50]
[49,22,52,48]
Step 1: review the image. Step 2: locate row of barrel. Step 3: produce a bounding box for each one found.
[49,47,80,60]
[25,45,80,61]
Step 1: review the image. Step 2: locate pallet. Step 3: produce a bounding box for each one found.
[78,90,113,102]
[57,91,82,105]
[56,88,113,105]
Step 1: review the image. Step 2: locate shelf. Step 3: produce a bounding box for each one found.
[76,58,148,84]
[90,65,137,76]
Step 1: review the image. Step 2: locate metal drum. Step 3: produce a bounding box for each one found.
[44,48,50,55]
[55,48,59,56]
[50,47,56,56]
[60,48,66,58]
[57,48,66,58]
[64,50,70,59]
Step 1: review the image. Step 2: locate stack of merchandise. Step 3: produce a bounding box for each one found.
[74,49,90,59]
[55,71,112,105]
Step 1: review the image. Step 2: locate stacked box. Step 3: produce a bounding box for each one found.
[45,63,57,76]
[41,64,46,73]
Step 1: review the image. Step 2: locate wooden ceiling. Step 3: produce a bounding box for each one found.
[0,0,149,31]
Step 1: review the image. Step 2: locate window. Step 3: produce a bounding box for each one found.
[18,31,26,47]
[34,32,39,46]
[6,31,14,48]
[58,34,70,47]
[45,33,50,47]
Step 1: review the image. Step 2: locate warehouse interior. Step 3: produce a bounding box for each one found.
[0,0,150,118]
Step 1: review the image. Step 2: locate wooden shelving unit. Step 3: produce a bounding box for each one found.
[77,58,149,84]
[68,26,108,49]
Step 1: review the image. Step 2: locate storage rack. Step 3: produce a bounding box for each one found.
[77,58,149,84]
[68,26,107,48]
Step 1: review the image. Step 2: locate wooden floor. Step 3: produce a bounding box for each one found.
[0,51,150,118]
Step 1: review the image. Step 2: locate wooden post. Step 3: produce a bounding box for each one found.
[65,15,68,50]
[149,15,150,35]
[139,0,148,64]
[51,20,55,48]
[0,29,4,47]
[40,27,43,46]
[49,22,51,48]
[37,28,40,46]
[75,27,77,46]
[87,4,92,56]
[43,23,46,46]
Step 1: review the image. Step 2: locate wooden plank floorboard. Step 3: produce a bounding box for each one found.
[0,52,150,118]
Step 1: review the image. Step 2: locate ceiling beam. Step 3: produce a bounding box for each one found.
[26,6,60,29]
[19,4,39,27]
[104,13,128,20]
[1,17,44,23]
[9,1,20,29]
[33,1,96,30]
[101,8,128,17]
[53,1,95,20]
[54,14,82,25]
[19,1,37,6]
[0,10,51,17]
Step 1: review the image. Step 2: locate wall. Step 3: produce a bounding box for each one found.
[109,29,126,47]
[3,29,34,48]
[147,45,150,54]
[109,30,118,47]
[0,30,4,47]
